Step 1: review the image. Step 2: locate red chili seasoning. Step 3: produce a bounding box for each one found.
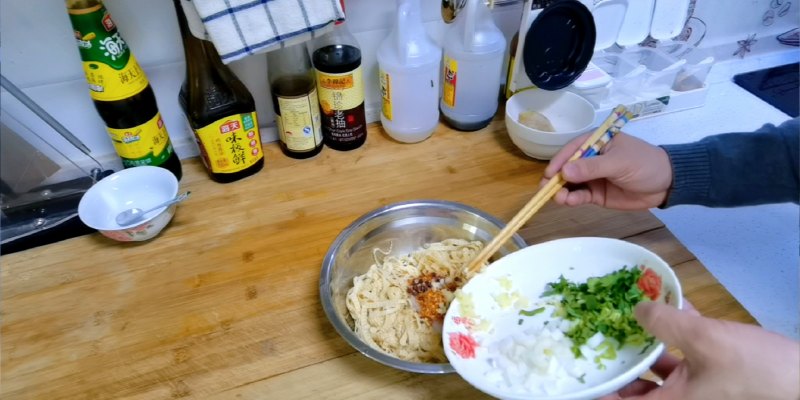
[448,332,478,359]
[416,290,446,323]
[452,316,474,329]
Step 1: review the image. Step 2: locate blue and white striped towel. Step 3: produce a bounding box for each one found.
[180,0,345,64]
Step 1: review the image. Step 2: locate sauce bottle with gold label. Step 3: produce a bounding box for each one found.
[311,1,367,151]
[440,0,506,131]
[377,0,441,143]
[267,42,323,159]
[65,0,182,180]
[173,0,264,183]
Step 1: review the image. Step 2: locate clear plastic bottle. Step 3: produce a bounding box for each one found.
[376,0,442,143]
[440,0,506,131]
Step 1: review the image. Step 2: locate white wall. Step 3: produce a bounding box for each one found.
[1,0,796,171]
[691,0,799,49]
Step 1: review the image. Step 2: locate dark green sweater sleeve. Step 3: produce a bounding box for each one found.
[661,118,800,207]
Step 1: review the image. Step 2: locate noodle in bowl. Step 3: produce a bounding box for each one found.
[347,239,483,363]
[320,200,527,373]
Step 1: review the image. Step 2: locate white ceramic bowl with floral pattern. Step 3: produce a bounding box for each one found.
[443,237,682,400]
[78,166,180,242]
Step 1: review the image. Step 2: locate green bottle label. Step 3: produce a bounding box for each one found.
[68,4,149,101]
[106,113,174,168]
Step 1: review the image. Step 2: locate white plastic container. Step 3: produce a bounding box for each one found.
[668,45,715,92]
[377,0,441,143]
[572,0,694,108]
[568,0,627,107]
[650,0,691,41]
[569,61,612,106]
[619,47,686,98]
[440,0,506,131]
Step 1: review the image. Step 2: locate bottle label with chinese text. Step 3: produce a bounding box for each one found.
[193,113,263,174]
[68,4,149,101]
[379,69,392,121]
[442,55,458,108]
[276,88,322,152]
[315,66,366,143]
[106,113,174,168]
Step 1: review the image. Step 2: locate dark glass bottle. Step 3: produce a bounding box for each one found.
[311,3,367,151]
[66,0,182,180]
[268,42,324,159]
[173,0,264,183]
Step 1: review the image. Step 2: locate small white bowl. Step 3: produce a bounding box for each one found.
[78,166,180,242]
[505,89,596,160]
[444,237,682,400]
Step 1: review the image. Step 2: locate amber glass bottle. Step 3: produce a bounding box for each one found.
[173,0,264,183]
[66,0,182,180]
[268,42,324,159]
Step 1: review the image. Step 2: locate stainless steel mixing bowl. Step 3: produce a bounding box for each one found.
[319,200,528,374]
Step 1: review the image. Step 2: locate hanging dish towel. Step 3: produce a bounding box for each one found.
[179,0,345,64]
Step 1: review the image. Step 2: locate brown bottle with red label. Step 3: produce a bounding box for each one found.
[173,0,264,183]
[311,1,367,151]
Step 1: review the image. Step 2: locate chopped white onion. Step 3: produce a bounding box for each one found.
[484,324,586,395]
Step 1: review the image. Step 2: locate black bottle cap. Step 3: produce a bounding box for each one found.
[522,0,596,91]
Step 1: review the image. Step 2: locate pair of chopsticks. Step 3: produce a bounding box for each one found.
[464,105,634,276]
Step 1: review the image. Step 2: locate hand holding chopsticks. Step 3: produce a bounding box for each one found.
[464,105,634,276]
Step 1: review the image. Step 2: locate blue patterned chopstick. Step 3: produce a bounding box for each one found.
[580,110,634,159]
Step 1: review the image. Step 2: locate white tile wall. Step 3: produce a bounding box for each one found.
[690,0,799,49]
[0,0,184,86]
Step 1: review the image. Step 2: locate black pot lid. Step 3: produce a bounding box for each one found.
[523,0,596,91]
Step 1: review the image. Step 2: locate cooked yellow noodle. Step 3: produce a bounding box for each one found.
[346,239,483,363]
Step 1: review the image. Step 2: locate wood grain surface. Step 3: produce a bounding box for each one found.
[0,118,756,399]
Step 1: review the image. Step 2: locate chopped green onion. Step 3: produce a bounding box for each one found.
[543,266,653,358]
[518,307,546,317]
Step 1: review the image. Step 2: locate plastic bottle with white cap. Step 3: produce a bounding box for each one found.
[440,0,506,132]
[376,0,442,143]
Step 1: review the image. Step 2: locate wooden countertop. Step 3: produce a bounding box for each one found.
[0,118,756,399]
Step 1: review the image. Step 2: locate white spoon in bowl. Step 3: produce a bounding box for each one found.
[115,191,191,226]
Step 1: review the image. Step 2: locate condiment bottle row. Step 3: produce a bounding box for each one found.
[66,0,510,185]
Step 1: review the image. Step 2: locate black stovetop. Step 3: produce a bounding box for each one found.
[733,63,799,117]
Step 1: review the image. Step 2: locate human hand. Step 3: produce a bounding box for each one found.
[598,301,800,400]
[541,132,673,210]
